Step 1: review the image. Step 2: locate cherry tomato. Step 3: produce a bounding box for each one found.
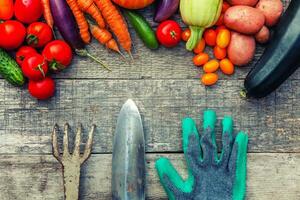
[203,59,220,73]
[216,25,227,35]
[220,58,234,75]
[216,28,231,48]
[201,73,218,86]
[0,0,14,20]
[193,38,206,54]
[156,20,182,48]
[26,22,53,48]
[181,29,191,42]
[14,0,43,24]
[0,20,26,50]
[28,77,55,100]
[16,46,38,66]
[193,53,209,66]
[204,29,217,46]
[42,40,73,72]
[22,53,48,81]
[213,46,227,60]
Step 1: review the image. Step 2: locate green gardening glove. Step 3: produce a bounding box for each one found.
[155,110,248,200]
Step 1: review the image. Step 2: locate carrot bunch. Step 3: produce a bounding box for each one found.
[94,0,132,54]
[42,0,132,58]
[76,0,131,55]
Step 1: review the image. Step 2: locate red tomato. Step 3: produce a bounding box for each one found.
[0,20,26,50]
[22,53,48,81]
[28,77,55,100]
[42,40,73,72]
[14,0,43,24]
[16,46,38,66]
[0,0,14,20]
[156,20,182,48]
[26,22,53,48]
[204,29,217,46]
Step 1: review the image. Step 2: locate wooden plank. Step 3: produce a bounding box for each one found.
[0,153,299,200]
[0,79,299,154]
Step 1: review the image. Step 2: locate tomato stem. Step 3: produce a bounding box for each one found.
[26,34,38,45]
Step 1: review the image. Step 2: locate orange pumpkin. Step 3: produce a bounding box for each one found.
[112,0,154,9]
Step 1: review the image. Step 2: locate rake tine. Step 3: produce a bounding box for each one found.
[81,124,96,164]
[52,124,61,162]
[63,123,71,157]
[74,123,82,156]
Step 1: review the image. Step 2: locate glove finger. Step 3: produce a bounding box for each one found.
[229,132,248,199]
[219,116,234,167]
[228,132,248,174]
[182,118,202,159]
[201,110,218,164]
[186,134,204,173]
[155,157,192,199]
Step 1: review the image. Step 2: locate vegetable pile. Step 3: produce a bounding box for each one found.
[182,0,284,86]
[0,0,75,100]
[0,0,287,99]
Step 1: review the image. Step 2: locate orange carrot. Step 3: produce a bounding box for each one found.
[41,0,53,29]
[94,0,132,54]
[66,0,91,44]
[90,23,121,54]
[77,0,105,28]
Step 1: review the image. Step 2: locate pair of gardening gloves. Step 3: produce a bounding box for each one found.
[155,110,248,200]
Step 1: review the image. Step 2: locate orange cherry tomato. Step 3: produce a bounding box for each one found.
[203,59,219,73]
[215,14,224,26]
[201,73,218,86]
[213,46,227,60]
[181,29,191,42]
[222,2,230,13]
[204,29,216,46]
[220,58,234,75]
[193,53,209,66]
[216,28,231,48]
[193,38,206,54]
[216,25,226,35]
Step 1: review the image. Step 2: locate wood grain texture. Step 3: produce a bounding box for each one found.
[0,0,299,199]
[0,153,299,200]
[0,79,299,154]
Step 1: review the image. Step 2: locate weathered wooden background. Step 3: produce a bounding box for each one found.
[0,0,299,199]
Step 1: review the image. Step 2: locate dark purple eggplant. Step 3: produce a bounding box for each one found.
[50,0,84,50]
[49,0,111,71]
[154,0,179,23]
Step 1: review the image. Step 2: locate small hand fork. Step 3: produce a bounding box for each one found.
[52,123,95,200]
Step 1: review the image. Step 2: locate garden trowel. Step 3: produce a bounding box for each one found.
[112,99,146,200]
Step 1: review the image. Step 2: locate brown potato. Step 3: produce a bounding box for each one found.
[227,0,258,6]
[255,26,270,44]
[256,0,283,27]
[224,6,265,35]
[228,31,256,66]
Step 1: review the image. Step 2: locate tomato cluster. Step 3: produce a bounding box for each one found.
[0,0,73,100]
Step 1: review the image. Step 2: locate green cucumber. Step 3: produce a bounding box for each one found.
[124,10,159,50]
[0,49,25,86]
